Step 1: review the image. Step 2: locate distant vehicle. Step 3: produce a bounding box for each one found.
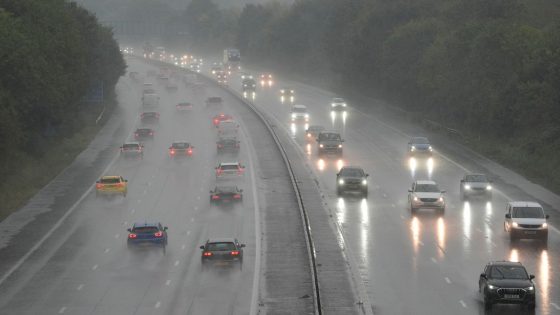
[142,93,159,108]
[142,83,155,94]
[120,142,144,159]
[200,238,245,270]
[216,71,227,85]
[134,128,154,140]
[96,176,127,197]
[305,125,325,140]
[154,46,166,60]
[127,222,168,254]
[317,131,344,156]
[408,137,432,156]
[206,96,223,107]
[215,162,245,179]
[217,136,240,154]
[260,73,273,87]
[291,104,309,122]
[336,166,368,197]
[408,180,446,214]
[128,71,140,80]
[176,102,193,112]
[280,88,295,103]
[460,173,492,200]
[209,185,243,204]
[479,261,536,310]
[168,141,194,158]
[165,80,178,92]
[217,120,239,137]
[331,97,347,111]
[242,78,256,99]
[211,65,222,75]
[504,201,549,243]
[140,111,159,124]
[223,48,241,72]
[213,113,234,127]
[188,63,201,73]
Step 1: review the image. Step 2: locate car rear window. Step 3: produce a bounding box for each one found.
[411,137,429,144]
[489,266,528,280]
[207,242,236,251]
[122,144,139,149]
[292,107,307,113]
[100,178,120,184]
[221,164,239,170]
[216,186,237,193]
[172,143,190,149]
[133,226,159,234]
[512,207,544,218]
[208,97,222,102]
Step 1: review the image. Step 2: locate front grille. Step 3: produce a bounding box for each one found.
[519,224,541,229]
[472,187,485,191]
[497,288,526,299]
[345,180,360,184]
[420,198,438,202]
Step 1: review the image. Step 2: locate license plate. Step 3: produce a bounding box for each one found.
[504,294,520,299]
[214,261,229,266]
[525,231,537,234]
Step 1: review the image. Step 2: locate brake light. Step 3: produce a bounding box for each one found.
[128,233,137,239]
[231,251,239,256]
[203,252,213,256]
[149,132,153,135]
[96,183,104,189]
[187,149,192,155]
[217,169,223,175]
[233,194,241,199]
[116,182,125,187]
[218,144,223,148]
[135,133,139,137]
[211,195,220,200]
[154,231,163,237]
[214,119,219,125]
[170,149,175,155]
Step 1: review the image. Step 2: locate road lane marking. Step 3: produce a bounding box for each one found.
[444,277,451,284]
[143,189,147,195]
[92,264,98,271]
[137,199,141,203]
[58,307,66,314]
[186,231,191,235]
[197,196,200,200]
[194,206,199,211]
[165,280,171,286]
[77,284,84,291]
[190,218,194,222]
[104,248,110,253]
[174,260,179,267]
[131,209,135,214]
[391,204,396,208]
[181,244,186,250]
[431,257,437,263]
[459,300,467,308]
[551,303,560,310]
[155,301,161,309]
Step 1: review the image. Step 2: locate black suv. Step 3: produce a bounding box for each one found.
[317,131,344,156]
[217,136,240,154]
[200,238,245,270]
[337,166,368,197]
[479,261,536,310]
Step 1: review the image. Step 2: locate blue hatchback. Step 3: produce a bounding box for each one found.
[127,222,168,253]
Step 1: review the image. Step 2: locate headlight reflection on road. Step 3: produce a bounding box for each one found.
[509,249,519,262]
[290,123,296,138]
[337,159,344,171]
[360,198,369,224]
[540,250,550,306]
[462,201,472,243]
[330,111,336,125]
[306,143,312,156]
[427,157,434,178]
[409,157,417,177]
[436,217,445,259]
[485,201,493,217]
[411,216,421,254]
[317,159,325,171]
[337,197,346,225]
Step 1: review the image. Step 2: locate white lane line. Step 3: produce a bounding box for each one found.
[123,221,128,226]
[391,204,396,208]
[104,248,110,253]
[181,244,186,250]
[382,193,387,198]
[148,182,152,186]
[459,300,467,308]
[197,196,200,200]
[92,264,98,271]
[551,303,560,310]
[431,257,437,263]
[444,277,452,284]
[77,284,84,291]
[174,260,179,267]
[400,215,405,219]
[155,301,161,309]
[143,189,147,195]
[58,306,67,314]
[0,145,123,287]
[194,206,199,211]
[165,280,171,286]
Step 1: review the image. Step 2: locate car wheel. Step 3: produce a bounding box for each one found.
[362,190,368,198]
[541,235,548,246]
[410,205,417,214]
[527,302,536,310]
[336,188,342,196]
[509,232,517,242]
[484,291,492,310]
[438,207,445,215]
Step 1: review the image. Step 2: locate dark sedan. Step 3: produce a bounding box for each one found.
[217,137,240,154]
[479,261,536,310]
[337,166,369,197]
[140,111,160,124]
[127,222,168,254]
[134,128,154,140]
[210,186,243,204]
[200,238,245,270]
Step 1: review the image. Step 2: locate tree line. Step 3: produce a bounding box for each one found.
[182,0,560,191]
[0,0,125,169]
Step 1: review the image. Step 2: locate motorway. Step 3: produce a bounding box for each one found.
[220,65,560,314]
[0,58,266,315]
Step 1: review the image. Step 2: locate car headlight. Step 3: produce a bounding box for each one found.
[464,184,471,190]
[338,144,342,148]
[486,185,492,190]
[319,144,324,148]
[542,223,548,228]
[413,196,418,201]
[526,286,534,291]
[512,222,519,228]
[305,114,309,118]
[338,179,344,185]
[428,146,433,151]
[362,179,367,185]
[439,197,444,203]
[411,146,416,151]
[291,113,296,118]
[343,103,347,107]
[331,103,335,107]
[488,284,497,290]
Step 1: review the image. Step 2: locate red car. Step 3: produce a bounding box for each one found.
[213,113,233,127]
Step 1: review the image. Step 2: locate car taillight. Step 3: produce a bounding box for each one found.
[233,194,241,199]
[211,195,220,200]
[128,233,137,239]
[149,132,153,135]
[154,231,163,237]
[231,251,239,256]
[218,144,223,148]
[170,149,175,155]
[203,252,213,256]
[214,119,219,124]
[96,183,103,189]
[135,133,139,137]
[217,169,223,175]
[187,149,192,155]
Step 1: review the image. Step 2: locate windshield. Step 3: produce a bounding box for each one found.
[411,137,429,145]
[207,242,236,251]
[465,175,488,182]
[489,266,529,280]
[340,168,364,177]
[415,184,440,192]
[319,133,341,141]
[292,107,307,113]
[100,178,120,184]
[512,207,544,218]
[122,144,139,149]
[333,98,344,103]
[221,164,239,170]
[172,143,189,149]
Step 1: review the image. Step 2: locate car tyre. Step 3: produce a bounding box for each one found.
[336,188,342,196]
[438,207,445,215]
[410,204,417,214]
[362,190,368,198]
[527,302,536,310]
[483,291,492,310]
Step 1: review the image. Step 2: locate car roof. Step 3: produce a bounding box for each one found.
[292,104,307,109]
[101,175,121,180]
[487,261,524,267]
[341,166,364,171]
[207,238,236,243]
[508,201,542,208]
[123,141,141,145]
[319,130,341,135]
[132,222,160,228]
[415,180,437,185]
[220,162,240,166]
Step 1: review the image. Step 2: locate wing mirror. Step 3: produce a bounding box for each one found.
[199,245,205,250]
[529,274,535,280]
[240,244,246,248]
[127,228,131,232]
[163,227,168,231]
[546,214,550,219]
[408,189,412,192]
[505,213,511,219]
[480,273,487,279]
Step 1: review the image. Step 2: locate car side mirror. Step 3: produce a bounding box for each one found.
[240,244,246,248]
[480,273,487,279]
[127,228,131,232]
[240,189,244,192]
[546,214,550,219]
[366,174,369,177]
[408,189,412,192]
[529,274,535,280]
[505,213,511,219]
[199,245,204,249]
[441,190,446,193]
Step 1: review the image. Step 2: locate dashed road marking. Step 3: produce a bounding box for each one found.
[551,303,560,310]
[155,301,161,309]
[391,204,396,208]
[92,264,98,271]
[104,248,110,253]
[58,306,67,314]
[165,280,171,286]
[400,215,405,219]
[181,244,186,250]
[459,300,467,308]
[431,257,437,263]
[187,231,191,235]
[143,189,147,195]
[382,193,387,198]
[77,284,84,291]
[445,277,451,284]
[123,221,128,226]
[148,182,152,186]
[174,260,179,267]
[194,206,199,211]
[137,199,141,204]
[197,196,200,200]
[190,218,194,222]
[131,209,135,214]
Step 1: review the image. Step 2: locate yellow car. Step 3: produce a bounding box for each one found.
[95,176,128,197]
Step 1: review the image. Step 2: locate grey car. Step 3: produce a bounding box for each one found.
[336,166,368,197]
[408,137,432,156]
[460,173,492,200]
